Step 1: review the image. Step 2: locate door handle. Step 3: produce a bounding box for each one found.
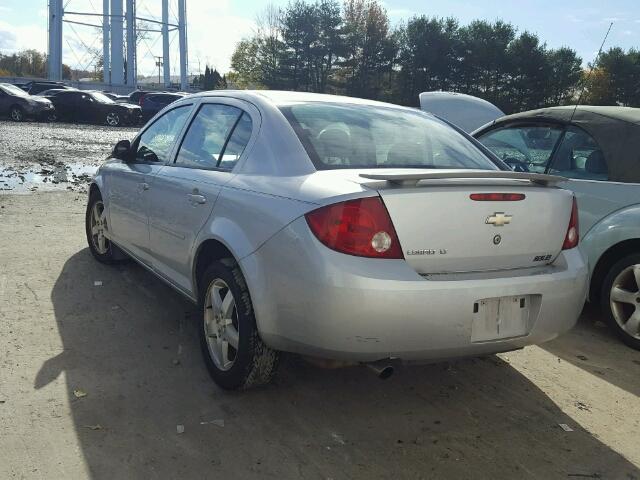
[140,182,150,191]
[188,194,207,205]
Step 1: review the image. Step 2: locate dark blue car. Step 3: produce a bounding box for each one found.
[140,92,186,122]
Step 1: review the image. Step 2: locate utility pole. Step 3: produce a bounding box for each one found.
[178,0,187,90]
[155,56,163,86]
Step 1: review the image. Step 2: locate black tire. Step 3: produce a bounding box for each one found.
[10,105,24,122]
[198,258,279,390]
[600,253,640,350]
[85,190,119,264]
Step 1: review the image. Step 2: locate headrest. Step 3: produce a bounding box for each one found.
[585,150,607,175]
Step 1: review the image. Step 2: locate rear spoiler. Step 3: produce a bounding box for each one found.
[359,171,566,188]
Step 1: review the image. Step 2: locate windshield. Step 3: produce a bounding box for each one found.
[89,92,114,104]
[1,84,29,97]
[279,102,498,170]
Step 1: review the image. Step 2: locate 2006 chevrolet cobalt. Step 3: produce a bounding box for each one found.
[86,91,588,390]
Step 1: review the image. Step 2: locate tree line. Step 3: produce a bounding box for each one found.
[229,0,640,113]
[0,50,72,80]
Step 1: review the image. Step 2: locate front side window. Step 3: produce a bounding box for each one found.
[477,125,563,173]
[280,103,498,170]
[135,105,191,163]
[548,126,607,180]
[175,104,246,169]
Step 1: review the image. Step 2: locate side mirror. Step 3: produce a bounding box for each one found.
[112,139,132,160]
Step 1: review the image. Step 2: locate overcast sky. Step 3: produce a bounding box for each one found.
[1,0,638,77]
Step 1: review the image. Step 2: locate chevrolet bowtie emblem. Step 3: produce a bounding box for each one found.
[486,212,512,227]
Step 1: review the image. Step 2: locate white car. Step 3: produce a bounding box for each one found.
[87,91,588,389]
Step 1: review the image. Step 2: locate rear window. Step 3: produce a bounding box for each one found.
[279,103,497,170]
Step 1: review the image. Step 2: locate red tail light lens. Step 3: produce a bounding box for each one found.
[470,193,525,201]
[305,197,403,259]
[562,197,579,250]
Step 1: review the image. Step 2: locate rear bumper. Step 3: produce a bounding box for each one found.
[241,217,588,362]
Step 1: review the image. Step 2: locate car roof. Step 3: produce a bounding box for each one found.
[187,89,419,112]
[148,92,183,98]
[490,105,640,127]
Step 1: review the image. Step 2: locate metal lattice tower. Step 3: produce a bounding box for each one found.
[47,0,188,90]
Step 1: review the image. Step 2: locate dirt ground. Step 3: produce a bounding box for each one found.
[0,191,638,480]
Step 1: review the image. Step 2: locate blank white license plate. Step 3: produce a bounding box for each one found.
[471,295,531,342]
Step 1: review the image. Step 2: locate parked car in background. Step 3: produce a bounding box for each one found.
[86,91,587,389]
[0,82,54,121]
[102,91,129,102]
[36,88,74,98]
[140,92,186,121]
[19,81,71,95]
[126,89,151,106]
[44,90,141,126]
[473,106,640,350]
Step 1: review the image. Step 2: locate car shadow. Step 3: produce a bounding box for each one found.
[38,249,639,479]
[542,304,640,398]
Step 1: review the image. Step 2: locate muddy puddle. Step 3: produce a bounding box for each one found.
[0,163,98,193]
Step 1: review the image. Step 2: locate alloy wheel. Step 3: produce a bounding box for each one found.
[10,108,23,121]
[106,112,120,126]
[610,264,640,339]
[89,200,110,254]
[204,278,240,371]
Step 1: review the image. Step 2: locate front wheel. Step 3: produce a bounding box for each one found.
[85,190,118,264]
[105,111,121,127]
[601,253,640,350]
[199,259,279,390]
[10,106,24,122]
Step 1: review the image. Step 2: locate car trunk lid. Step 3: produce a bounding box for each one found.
[361,170,573,274]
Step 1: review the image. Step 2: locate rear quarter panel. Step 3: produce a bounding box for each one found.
[193,185,316,263]
[581,203,640,278]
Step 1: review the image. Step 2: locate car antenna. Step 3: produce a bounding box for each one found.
[570,22,613,122]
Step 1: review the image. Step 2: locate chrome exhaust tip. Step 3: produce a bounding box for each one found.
[365,363,395,379]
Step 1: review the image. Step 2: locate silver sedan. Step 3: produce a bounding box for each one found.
[86,91,588,389]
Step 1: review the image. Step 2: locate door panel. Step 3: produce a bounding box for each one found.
[0,91,9,114]
[106,104,193,265]
[107,162,162,264]
[147,101,256,293]
[148,168,226,289]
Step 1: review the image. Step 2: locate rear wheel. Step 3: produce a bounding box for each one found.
[601,253,640,350]
[106,111,121,126]
[10,105,24,122]
[198,259,279,390]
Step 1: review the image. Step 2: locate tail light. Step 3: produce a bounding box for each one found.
[305,197,403,259]
[138,95,145,106]
[562,197,579,250]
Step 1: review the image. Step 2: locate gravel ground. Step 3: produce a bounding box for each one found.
[0,120,136,193]
[0,191,638,479]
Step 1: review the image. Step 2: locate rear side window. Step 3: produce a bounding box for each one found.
[548,126,607,180]
[279,103,497,170]
[175,104,252,170]
[219,113,252,170]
